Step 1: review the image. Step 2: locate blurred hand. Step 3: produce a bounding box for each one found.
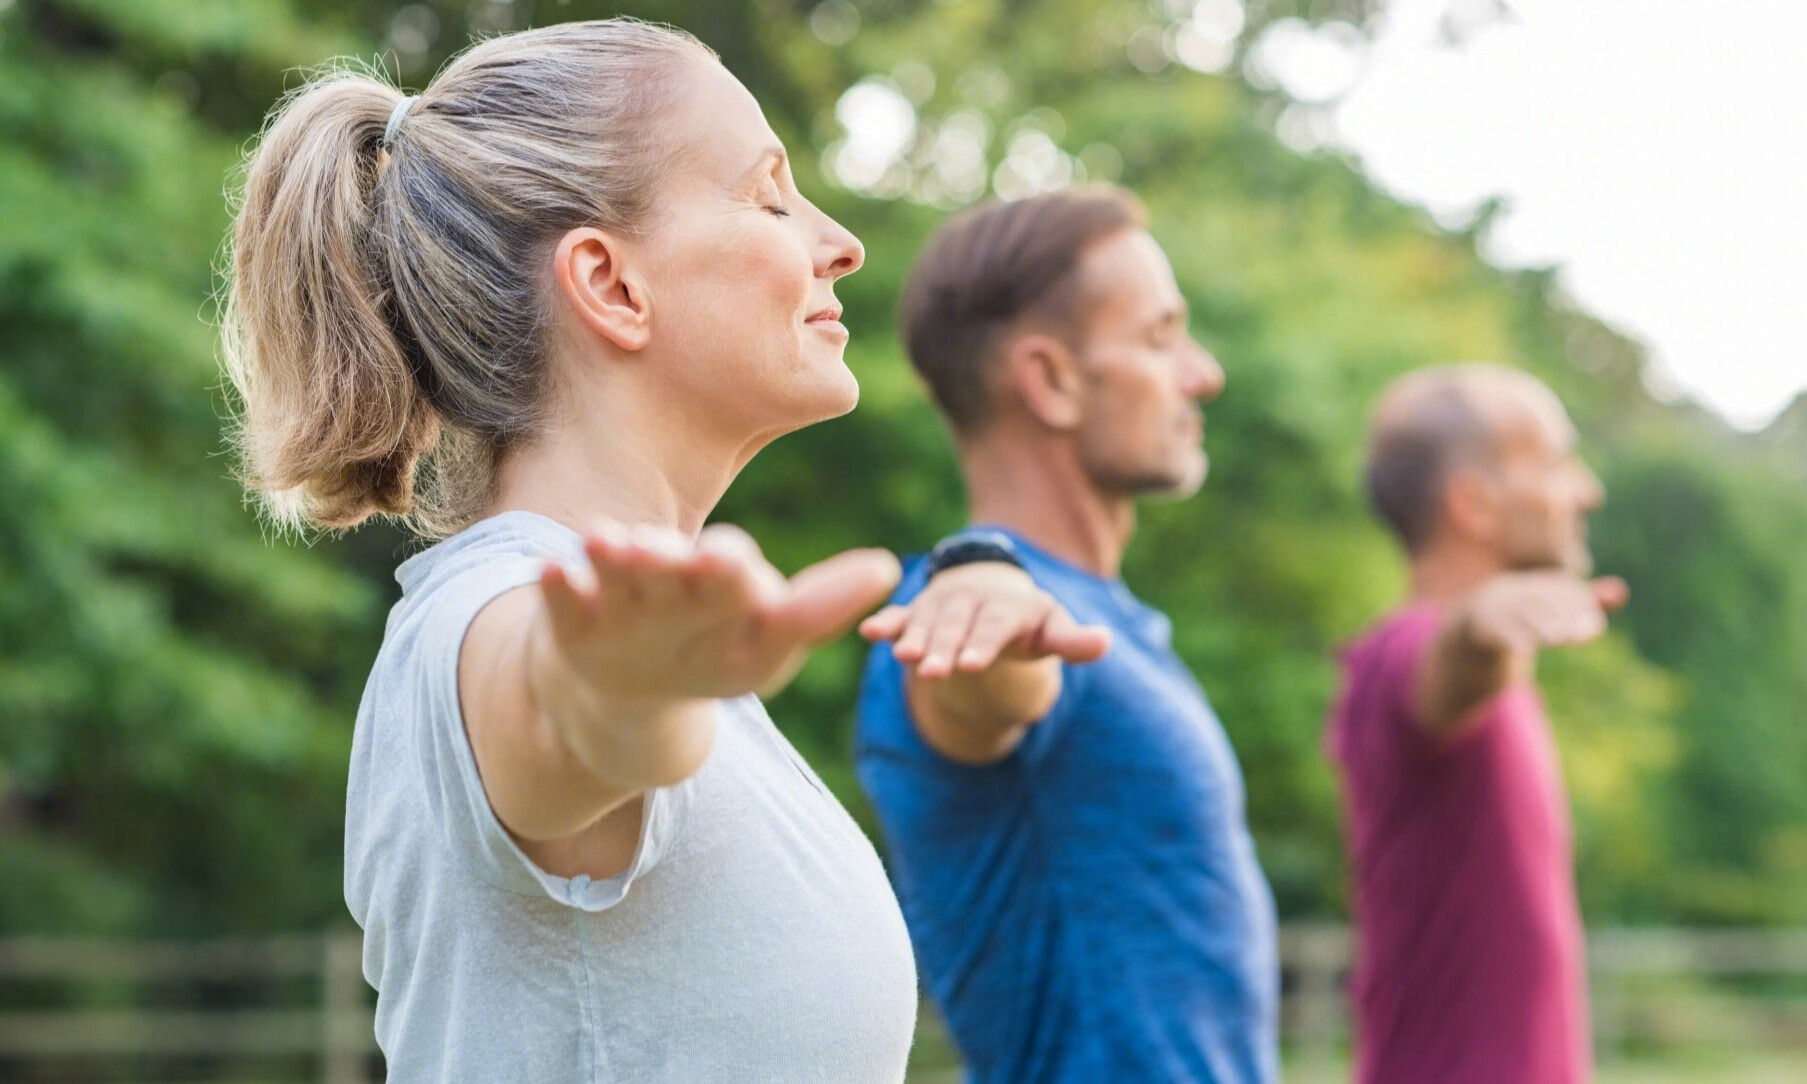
[859,562,1110,680]
[1462,571,1629,657]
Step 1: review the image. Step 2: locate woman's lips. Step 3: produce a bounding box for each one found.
[806,307,847,336]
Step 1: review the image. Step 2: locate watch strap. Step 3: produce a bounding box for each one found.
[923,530,1025,579]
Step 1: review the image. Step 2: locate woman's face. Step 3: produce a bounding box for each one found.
[630,60,865,446]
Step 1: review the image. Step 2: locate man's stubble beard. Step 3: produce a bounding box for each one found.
[1079,453,1207,504]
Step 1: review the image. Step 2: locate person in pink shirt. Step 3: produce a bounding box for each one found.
[1326,363,1629,1084]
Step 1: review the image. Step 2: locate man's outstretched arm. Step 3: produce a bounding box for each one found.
[862,562,1110,765]
[1416,571,1628,734]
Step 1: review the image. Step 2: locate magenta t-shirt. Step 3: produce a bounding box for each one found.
[1325,604,1591,1084]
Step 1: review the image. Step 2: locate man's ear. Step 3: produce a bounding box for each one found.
[1443,465,1503,545]
[551,227,652,353]
[1005,332,1085,431]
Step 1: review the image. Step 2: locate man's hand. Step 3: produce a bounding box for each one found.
[860,562,1109,763]
[859,562,1110,678]
[1461,572,1629,656]
[1417,571,1629,734]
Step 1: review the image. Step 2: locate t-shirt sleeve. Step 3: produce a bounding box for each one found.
[1372,607,1512,754]
[401,552,689,912]
[1009,653,1094,766]
[1372,611,1441,730]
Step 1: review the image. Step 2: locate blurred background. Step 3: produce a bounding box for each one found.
[1,0,1803,1080]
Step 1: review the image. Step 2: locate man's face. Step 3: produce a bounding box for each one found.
[1067,230,1225,500]
[1489,388,1605,575]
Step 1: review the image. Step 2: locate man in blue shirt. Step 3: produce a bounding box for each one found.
[857,186,1278,1082]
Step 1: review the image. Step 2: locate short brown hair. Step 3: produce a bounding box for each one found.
[898,185,1146,432]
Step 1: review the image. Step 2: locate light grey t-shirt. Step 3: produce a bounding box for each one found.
[344,511,918,1082]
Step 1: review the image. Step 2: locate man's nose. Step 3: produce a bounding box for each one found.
[1579,464,1605,509]
[1184,341,1225,403]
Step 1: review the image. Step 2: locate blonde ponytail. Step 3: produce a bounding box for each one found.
[221,21,716,537]
[224,71,434,531]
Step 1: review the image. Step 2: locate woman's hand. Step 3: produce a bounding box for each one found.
[537,521,900,704]
[527,521,900,791]
[466,520,898,846]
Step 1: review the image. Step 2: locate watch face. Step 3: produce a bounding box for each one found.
[928,532,1023,576]
[933,530,1015,559]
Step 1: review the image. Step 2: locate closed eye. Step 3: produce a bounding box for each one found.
[1149,307,1188,346]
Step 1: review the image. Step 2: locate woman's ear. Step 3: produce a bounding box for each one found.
[1006,332,1085,431]
[552,227,652,353]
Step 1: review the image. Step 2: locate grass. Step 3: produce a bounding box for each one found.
[1285,1052,1807,1084]
[904,1006,1807,1082]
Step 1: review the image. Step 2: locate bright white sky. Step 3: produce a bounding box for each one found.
[1315,0,1807,429]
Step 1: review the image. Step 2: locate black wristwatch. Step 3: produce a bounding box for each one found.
[924,530,1025,580]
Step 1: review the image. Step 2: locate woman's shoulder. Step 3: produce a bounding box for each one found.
[395,510,582,595]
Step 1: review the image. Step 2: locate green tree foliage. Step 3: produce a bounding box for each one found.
[2,0,1801,935]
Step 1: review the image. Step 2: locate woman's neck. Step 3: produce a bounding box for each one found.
[488,386,745,540]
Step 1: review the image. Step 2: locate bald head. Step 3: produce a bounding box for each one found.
[1366,363,1570,553]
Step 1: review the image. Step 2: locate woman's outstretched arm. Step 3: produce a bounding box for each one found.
[460,520,899,855]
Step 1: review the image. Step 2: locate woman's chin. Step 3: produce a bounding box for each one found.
[798,360,860,422]
[825,368,860,418]
[747,371,860,444]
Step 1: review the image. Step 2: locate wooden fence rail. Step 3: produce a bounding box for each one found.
[2,927,1804,1080]
[1279,925,1807,1060]
[0,932,376,1082]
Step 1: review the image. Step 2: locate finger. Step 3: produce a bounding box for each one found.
[860,604,911,642]
[617,523,702,573]
[587,523,691,575]
[1540,600,1606,646]
[608,524,709,609]
[1519,600,1578,645]
[1591,576,1629,612]
[584,520,715,607]
[954,605,1030,672]
[581,519,644,606]
[539,562,594,643]
[695,523,765,567]
[694,523,781,608]
[1533,609,1598,646]
[917,598,982,680]
[1548,586,1610,642]
[1568,599,1609,641]
[1029,610,1113,663]
[892,602,940,664]
[769,547,904,647]
[1488,610,1541,655]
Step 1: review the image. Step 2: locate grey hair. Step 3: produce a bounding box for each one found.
[1365,361,1544,551]
[221,20,717,537]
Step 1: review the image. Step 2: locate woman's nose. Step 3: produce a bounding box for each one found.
[816,207,864,279]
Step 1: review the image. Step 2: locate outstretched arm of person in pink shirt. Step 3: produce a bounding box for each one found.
[1415,571,1628,734]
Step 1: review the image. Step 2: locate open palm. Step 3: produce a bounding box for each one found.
[536,521,902,704]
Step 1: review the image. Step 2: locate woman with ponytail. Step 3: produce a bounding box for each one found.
[223,20,916,1080]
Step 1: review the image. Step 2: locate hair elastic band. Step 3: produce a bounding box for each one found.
[382,95,417,148]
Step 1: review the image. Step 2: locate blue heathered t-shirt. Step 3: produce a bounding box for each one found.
[856,530,1279,1084]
